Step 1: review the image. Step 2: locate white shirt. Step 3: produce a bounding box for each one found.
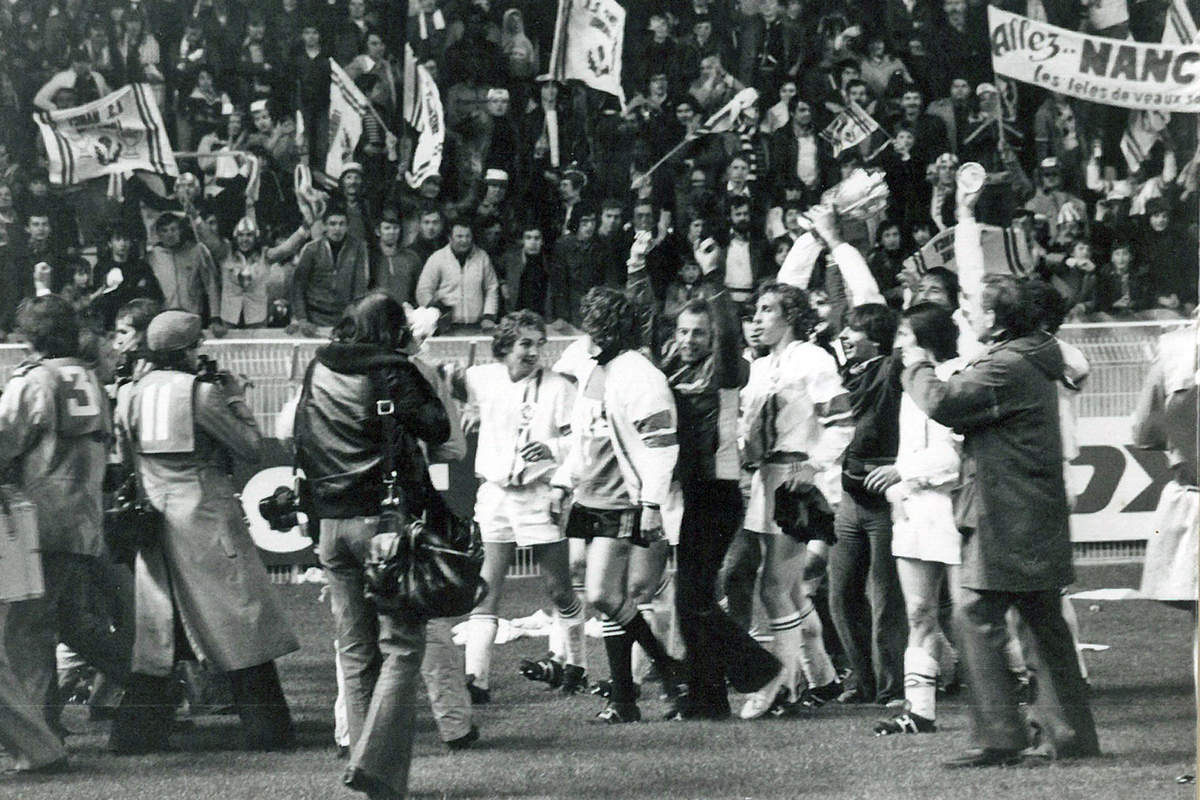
[725,236,754,296]
[465,363,575,487]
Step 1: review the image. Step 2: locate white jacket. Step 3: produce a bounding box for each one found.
[552,349,678,508]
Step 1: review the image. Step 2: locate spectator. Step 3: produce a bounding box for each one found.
[551,207,602,327]
[33,47,110,110]
[91,224,163,329]
[770,96,836,208]
[867,221,907,308]
[859,32,911,100]
[1025,157,1087,243]
[290,204,370,333]
[146,211,220,321]
[416,217,500,329]
[1092,240,1151,318]
[372,207,421,306]
[895,85,949,169]
[500,221,553,319]
[720,195,772,305]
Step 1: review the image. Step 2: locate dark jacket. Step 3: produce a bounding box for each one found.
[902,332,1073,592]
[294,344,450,519]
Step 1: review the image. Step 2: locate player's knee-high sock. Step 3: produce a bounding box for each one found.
[601,615,636,704]
[768,613,803,700]
[463,614,498,690]
[555,596,587,670]
[1002,610,1027,679]
[616,601,672,669]
[630,604,655,685]
[904,646,939,721]
[1060,593,1088,681]
[796,606,837,690]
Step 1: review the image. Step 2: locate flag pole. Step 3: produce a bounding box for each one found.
[631,134,698,189]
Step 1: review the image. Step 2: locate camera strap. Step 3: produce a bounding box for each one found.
[368,367,406,515]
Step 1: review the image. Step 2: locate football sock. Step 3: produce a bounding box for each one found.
[904,646,939,721]
[630,604,656,684]
[601,615,636,704]
[622,608,672,669]
[769,613,803,698]
[463,614,498,690]
[796,606,837,689]
[555,597,587,669]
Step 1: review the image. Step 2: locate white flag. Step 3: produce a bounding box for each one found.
[1163,0,1198,43]
[819,101,886,157]
[549,0,626,103]
[404,44,444,188]
[326,58,372,180]
[34,83,177,185]
[696,88,759,135]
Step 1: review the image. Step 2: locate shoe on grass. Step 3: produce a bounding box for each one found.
[592,701,641,724]
[465,674,490,705]
[519,654,564,688]
[942,748,1022,768]
[739,670,789,720]
[560,664,589,696]
[798,679,843,709]
[445,725,479,751]
[874,711,936,735]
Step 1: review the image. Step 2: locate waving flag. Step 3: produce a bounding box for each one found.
[819,101,888,158]
[403,44,444,189]
[901,224,1034,278]
[34,83,176,185]
[549,0,626,103]
[326,58,372,179]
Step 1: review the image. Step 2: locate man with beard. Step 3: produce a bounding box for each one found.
[720,196,772,306]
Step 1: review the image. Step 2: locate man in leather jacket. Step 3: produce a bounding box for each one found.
[293,292,450,800]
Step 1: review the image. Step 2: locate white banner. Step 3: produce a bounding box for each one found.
[326,59,371,180]
[988,6,1200,112]
[404,44,444,189]
[550,0,626,103]
[34,83,176,185]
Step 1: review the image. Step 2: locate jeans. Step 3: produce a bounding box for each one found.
[677,481,780,705]
[320,517,426,799]
[829,495,907,703]
[956,587,1100,756]
[0,600,66,769]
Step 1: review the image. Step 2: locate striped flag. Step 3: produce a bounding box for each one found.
[901,224,1034,278]
[326,58,373,179]
[33,83,176,185]
[818,101,888,158]
[1163,0,1198,43]
[403,44,444,188]
[1119,109,1171,175]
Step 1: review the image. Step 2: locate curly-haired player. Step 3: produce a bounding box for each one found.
[551,287,685,723]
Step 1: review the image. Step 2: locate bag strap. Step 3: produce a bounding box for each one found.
[367,366,405,514]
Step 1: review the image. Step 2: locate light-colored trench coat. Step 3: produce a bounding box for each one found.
[116,369,299,676]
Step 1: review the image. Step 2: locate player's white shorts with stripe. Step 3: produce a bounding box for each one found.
[474,480,563,546]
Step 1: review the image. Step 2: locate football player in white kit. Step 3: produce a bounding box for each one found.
[460,311,588,700]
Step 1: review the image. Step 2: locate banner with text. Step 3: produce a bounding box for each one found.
[988,6,1200,112]
[550,0,626,103]
[34,83,177,185]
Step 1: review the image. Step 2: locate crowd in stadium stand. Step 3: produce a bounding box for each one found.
[0,0,1197,796]
[0,0,1196,341]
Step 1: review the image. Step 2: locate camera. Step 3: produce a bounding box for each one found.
[195,354,220,382]
[258,485,304,532]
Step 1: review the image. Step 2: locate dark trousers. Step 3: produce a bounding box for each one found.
[956,587,1100,756]
[111,661,294,752]
[677,481,779,707]
[829,495,908,703]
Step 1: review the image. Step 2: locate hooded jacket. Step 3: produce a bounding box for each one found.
[902,331,1073,592]
[294,343,450,518]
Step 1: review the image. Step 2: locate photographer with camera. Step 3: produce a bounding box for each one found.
[109,310,299,755]
[292,292,452,800]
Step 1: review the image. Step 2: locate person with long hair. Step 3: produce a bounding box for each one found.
[873,302,964,735]
[738,281,852,718]
[294,292,452,798]
[551,286,684,723]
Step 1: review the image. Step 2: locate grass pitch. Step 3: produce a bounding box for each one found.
[2,563,1194,800]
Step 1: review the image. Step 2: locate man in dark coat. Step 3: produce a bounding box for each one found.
[901,274,1100,767]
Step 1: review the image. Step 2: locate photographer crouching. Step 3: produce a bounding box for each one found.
[292,293,452,800]
[109,310,299,754]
